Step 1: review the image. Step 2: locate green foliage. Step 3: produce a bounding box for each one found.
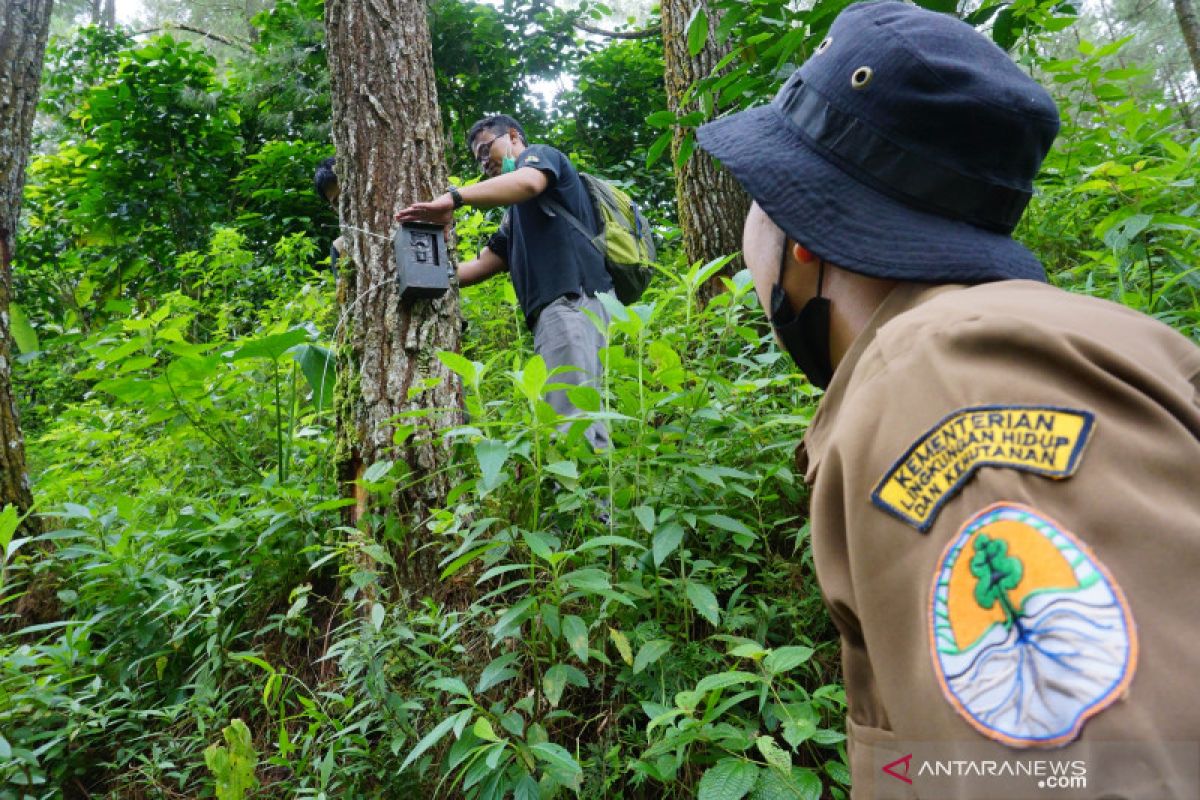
[553,36,675,215]
[1020,37,1200,338]
[430,0,583,173]
[205,719,261,800]
[19,33,244,332]
[644,0,1078,173]
[232,0,331,146]
[37,25,132,138]
[6,3,1197,799]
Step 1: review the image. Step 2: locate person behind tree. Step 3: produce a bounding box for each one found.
[396,114,614,449]
[313,156,344,278]
[695,2,1200,796]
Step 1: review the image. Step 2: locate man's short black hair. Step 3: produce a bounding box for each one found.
[466,115,527,154]
[314,156,337,201]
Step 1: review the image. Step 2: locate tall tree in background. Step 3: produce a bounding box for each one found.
[1173,0,1200,82]
[0,0,53,528]
[325,0,463,590]
[661,0,750,302]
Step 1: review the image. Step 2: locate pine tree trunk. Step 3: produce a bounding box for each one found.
[0,0,52,532]
[1172,0,1200,83]
[326,0,464,593]
[661,0,751,305]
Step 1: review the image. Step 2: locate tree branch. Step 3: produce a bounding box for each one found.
[132,23,253,52]
[572,20,661,39]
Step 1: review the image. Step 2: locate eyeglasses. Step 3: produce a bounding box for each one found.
[473,137,498,166]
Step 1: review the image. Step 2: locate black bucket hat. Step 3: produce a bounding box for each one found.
[696,0,1060,283]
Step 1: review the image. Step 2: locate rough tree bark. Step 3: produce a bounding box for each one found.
[0,0,53,531]
[326,0,463,592]
[661,0,751,305]
[1172,0,1200,83]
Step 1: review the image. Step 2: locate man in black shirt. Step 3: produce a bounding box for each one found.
[397,115,613,448]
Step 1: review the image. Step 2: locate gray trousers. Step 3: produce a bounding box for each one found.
[532,292,612,449]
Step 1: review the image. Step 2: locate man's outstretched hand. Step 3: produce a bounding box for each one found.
[395,193,454,226]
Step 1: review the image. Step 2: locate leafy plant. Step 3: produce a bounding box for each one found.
[205,719,260,800]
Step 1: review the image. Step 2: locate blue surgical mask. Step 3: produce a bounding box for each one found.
[501,156,517,174]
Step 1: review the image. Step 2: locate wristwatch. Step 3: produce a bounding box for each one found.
[448,185,465,209]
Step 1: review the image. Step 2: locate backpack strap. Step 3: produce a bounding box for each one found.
[540,196,605,259]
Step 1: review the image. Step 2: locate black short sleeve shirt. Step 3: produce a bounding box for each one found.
[484,144,612,328]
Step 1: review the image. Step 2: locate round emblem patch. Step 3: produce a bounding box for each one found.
[929,502,1137,748]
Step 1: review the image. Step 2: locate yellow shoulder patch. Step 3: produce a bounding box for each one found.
[872,405,1095,532]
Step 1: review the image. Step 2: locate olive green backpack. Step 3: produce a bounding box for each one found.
[540,174,656,304]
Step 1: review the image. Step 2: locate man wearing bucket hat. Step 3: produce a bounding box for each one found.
[698,2,1200,796]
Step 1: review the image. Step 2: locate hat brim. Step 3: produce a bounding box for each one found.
[696,105,1045,283]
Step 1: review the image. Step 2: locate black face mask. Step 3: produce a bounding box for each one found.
[770,241,834,390]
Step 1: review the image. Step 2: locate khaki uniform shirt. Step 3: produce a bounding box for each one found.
[802,281,1200,798]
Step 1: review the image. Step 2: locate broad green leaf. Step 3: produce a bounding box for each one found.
[704,514,756,539]
[609,627,634,665]
[437,350,478,382]
[562,615,589,663]
[544,460,578,481]
[400,709,469,771]
[0,505,21,556]
[9,304,39,354]
[695,671,759,695]
[432,676,471,698]
[698,758,758,800]
[475,439,509,492]
[686,582,721,626]
[360,543,395,567]
[633,639,671,674]
[565,384,601,412]
[541,603,561,638]
[477,652,521,693]
[204,718,259,800]
[729,642,768,660]
[232,328,308,362]
[825,759,851,786]
[652,523,684,566]
[687,4,710,57]
[675,130,696,169]
[755,736,791,772]
[781,717,817,747]
[542,663,587,706]
[633,505,655,534]
[517,354,548,402]
[646,110,677,127]
[646,131,673,167]
[370,602,385,632]
[763,646,814,676]
[513,774,540,800]
[575,535,645,552]
[361,460,394,483]
[292,344,335,411]
[530,742,583,790]
[491,596,537,640]
[561,568,610,594]
[473,717,500,742]
[522,530,558,561]
[751,767,822,800]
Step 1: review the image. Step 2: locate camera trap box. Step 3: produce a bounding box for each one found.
[393,222,451,300]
